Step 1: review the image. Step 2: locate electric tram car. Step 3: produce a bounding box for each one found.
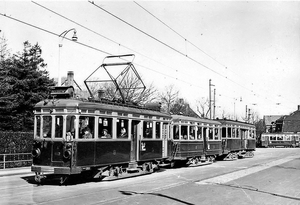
[30,54,256,184]
[169,115,222,167]
[260,133,299,148]
[217,119,256,160]
[31,86,172,183]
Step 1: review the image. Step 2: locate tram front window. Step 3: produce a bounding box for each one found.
[35,116,41,138]
[42,116,52,138]
[66,115,76,138]
[55,116,63,138]
[79,116,95,139]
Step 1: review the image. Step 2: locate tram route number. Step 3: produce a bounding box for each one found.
[141,142,146,151]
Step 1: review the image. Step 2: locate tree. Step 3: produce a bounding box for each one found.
[195,97,209,118]
[158,84,179,113]
[0,41,55,131]
[88,72,158,105]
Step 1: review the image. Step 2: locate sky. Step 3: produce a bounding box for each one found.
[0,0,300,119]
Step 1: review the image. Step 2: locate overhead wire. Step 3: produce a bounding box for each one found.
[88,1,293,110]
[31,1,206,90]
[1,3,295,113]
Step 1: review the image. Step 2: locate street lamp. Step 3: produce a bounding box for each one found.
[58,28,78,86]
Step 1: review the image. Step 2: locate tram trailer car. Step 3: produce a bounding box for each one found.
[217,119,256,160]
[31,86,172,184]
[260,133,299,148]
[168,115,223,167]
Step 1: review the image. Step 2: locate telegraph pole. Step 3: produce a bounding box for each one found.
[209,79,215,119]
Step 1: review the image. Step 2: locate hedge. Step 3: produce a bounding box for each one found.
[0,132,33,154]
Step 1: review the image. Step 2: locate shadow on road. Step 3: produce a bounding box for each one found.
[120,190,195,205]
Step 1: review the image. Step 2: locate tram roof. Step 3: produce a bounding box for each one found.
[217,119,255,127]
[171,115,221,125]
[35,98,171,118]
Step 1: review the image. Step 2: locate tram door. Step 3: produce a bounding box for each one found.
[130,120,140,162]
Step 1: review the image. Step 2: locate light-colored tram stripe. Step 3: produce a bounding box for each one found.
[196,156,299,185]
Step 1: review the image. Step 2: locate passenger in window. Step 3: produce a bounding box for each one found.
[101,129,111,138]
[83,127,92,139]
[119,128,127,138]
[145,128,152,138]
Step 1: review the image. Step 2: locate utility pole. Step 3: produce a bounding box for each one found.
[213,88,216,119]
[245,105,248,122]
[209,79,215,119]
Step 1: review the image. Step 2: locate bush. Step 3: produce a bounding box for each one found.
[0,132,33,154]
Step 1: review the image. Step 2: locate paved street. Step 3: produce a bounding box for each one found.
[1,148,300,205]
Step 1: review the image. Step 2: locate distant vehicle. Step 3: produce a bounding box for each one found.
[260,133,299,148]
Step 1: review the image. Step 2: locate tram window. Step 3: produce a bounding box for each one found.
[277,136,283,141]
[214,128,219,140]
[155,122,161,139]
[203,127,207,140]
[232,128,236,138]
[35,116,41,138]
[189,126,195,140]
[296,136,299,141]
[227,127,231,138]
[117,119,128,139]
[98,117,112,139]
[261,136,265,141]
[222,127,226,138]
[79,116,95,139]
[181,125,188,140]
[270,136,276,141]
[286,136,291,141]
[173,125,179,140]
[197,127,203,140]
[143,121,153,139]
[66,116,76,138]
[236,129,240,138]
[208,128,213,140]
[55,116,63,138]
[42,116,52,138]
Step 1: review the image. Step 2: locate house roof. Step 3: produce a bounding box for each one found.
[263,115,283,126]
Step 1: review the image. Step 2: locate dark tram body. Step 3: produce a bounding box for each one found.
[31,89,171,183]
[217,119,256,160]
[169,115,222,166]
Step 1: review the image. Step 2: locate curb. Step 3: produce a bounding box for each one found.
[0,167,32,177]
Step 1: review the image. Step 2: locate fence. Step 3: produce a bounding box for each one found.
[0,153,32,169]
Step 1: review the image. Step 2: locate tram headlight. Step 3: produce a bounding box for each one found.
[63,143,72,160]
[32,148,41,158]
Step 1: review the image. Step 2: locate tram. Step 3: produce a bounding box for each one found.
[217,119,256,160]
[31,54,257,184]
[31,54,172,183]
[260,133,299,148]
[169,115,222,167]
